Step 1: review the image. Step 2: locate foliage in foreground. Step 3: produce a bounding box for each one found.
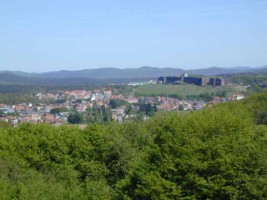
[0,92,267,199]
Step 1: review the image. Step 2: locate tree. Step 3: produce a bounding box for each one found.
[221,90,227,97]
[257,111,267,125]
[67,112,84,124]
[0,91,266,199]
[86,104,112,124]
[50,107,68,115]
[139,103,157,117]
[0,121,12,128]
[109,99,127,109]
[101,105,112,122]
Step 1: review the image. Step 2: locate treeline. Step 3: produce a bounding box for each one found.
[138,92,228,100]
[0,84,46,94]
[0,92,266,199]
[157,90,227,101]
[0,72,148,92]
[0,93,57,105]
[228,74,267,86]
[67,100,157,125]
[226,74,267,94]
[0,83,100,95]
[68,104,112,124]
[0,93,42,105]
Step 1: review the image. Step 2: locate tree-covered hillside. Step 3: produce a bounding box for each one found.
[0,92,266,199]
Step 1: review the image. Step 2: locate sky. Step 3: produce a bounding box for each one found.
[1,0,267,72]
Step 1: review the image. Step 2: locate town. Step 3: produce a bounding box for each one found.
[0,85,245,127]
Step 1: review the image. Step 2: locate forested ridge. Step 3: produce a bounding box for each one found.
[0,92,267,199]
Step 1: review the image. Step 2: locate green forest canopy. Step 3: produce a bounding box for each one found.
[0,91,266,199]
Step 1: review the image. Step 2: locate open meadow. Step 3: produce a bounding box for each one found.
[135,84,246,98]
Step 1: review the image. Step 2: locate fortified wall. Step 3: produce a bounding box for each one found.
[158,73,225,86]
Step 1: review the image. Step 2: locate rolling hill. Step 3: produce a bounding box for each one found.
[2,66,267,80]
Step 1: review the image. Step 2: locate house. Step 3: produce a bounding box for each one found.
[157,103,173,111]
[0,107,15,114]
[124,98,138,104]
[76,105,87,112]
[21,116,31,123]
[14,104,26,112]
[43,114,55,124]
[232,94,245,101]
[31,114,42,122]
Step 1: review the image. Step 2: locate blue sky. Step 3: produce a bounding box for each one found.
[1,0,267,72]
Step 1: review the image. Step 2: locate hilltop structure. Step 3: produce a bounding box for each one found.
[158,73,225,86]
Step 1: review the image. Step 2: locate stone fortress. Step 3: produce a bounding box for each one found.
[158,73,225,86]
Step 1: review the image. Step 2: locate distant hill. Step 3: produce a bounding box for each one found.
[1,67,184,79]
[0,72,94,86]
[0,72,152,88]
[188,66,254,76]
[1,66,267,81]
[0,72,116,87]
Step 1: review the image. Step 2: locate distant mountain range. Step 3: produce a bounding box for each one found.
[2,66,267,80]
[0,66,267,88]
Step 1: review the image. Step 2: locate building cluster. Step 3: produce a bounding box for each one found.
[0,88,244,126]
[158,73,225,86]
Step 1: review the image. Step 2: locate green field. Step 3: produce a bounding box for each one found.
[135,84,246,98]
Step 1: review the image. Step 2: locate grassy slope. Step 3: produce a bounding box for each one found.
[135,84,246,98]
